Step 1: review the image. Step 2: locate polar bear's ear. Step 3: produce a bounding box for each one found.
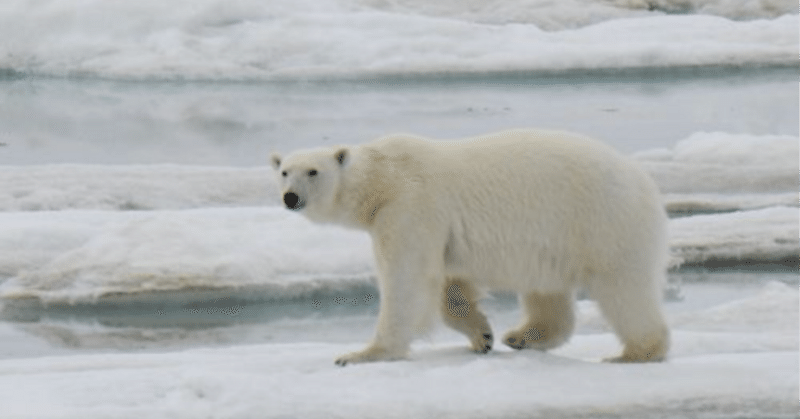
[270,152,282,170]
[334,148,348,166]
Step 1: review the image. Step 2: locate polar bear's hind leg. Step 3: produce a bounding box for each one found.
[593,271,669,363]
[503,292,575,351]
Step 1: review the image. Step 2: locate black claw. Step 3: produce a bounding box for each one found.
[483,334,492,340]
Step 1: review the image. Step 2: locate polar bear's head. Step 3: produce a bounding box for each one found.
[271,146,350,223]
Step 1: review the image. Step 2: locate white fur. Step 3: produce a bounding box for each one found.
[272,129,669,365]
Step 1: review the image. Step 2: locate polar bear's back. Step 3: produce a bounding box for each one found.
[375,129,667,292]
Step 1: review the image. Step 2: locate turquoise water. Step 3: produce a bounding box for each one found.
[0,268,795,360]
[1,67,796,166]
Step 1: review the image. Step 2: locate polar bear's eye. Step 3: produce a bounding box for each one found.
[281,171,287,177]
[308,170,318,177]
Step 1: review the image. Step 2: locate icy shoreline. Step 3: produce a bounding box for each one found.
[0,279,796,419]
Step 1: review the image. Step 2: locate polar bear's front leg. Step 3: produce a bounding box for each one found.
[335,224,443,366]
[334,266,434,366]
[333,277,419,365]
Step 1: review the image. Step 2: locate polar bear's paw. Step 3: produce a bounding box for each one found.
[503,327,537,350]
[603,332,669,363]
[503,324,566,351]
[477,332,493,354]
[470,332,493,354]
[334,345,406,366]
[504,292,576,351]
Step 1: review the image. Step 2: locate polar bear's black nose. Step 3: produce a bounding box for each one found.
[283,192,300,209]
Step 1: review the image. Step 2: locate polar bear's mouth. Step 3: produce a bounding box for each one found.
[283,192,305,210]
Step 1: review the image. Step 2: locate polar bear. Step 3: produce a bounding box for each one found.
[271,129,669,366]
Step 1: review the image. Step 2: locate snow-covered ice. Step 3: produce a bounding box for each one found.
[669,206,798,266]
[0,281,796,419]
[0,165,278,211]
[635,132,799,194]
[0,0,795,80]
[0,208,375,303]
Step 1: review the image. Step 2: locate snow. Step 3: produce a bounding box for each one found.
[0,208,375,302]
[672,281,798,333]
[1,350,792,418]
[0,0,795,80]
[0,281,796,418]
[669,206,798,266]
[634,132,799,194]
[0,165,279,211]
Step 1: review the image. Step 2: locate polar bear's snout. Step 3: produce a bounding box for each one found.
[283,192,305,210]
